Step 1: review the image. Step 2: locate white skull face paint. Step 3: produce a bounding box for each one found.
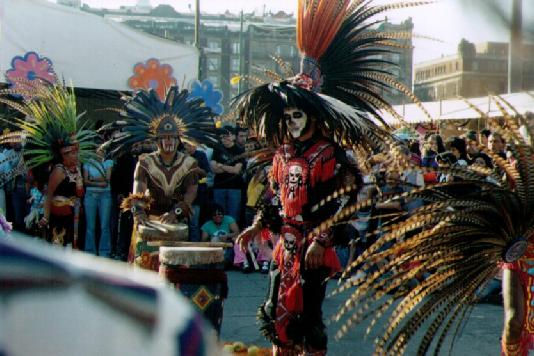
[158,135,178,154]
[283,107,308,139]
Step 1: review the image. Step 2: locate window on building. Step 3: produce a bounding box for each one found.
[231,58,240,72]
[391,53,400,64]
[289,46,297,57]
[472,61,479,71]
[207,39,221,52]
[207,57,220,71]
[207,75,219,88]
[276,45,294,57]
[231,41,240,54]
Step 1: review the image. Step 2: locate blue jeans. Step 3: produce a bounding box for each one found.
[189,205,201,242]
[213,189,241,224]
[84,190,112,257]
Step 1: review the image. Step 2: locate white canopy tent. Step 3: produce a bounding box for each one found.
[380,92,534,125]
[0,0,198,91]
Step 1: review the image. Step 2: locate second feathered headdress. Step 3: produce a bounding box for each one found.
[99,85,219,158]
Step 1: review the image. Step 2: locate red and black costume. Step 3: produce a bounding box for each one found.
[258,137,361,354]
[501,243,534,356]
[231,0,406,354]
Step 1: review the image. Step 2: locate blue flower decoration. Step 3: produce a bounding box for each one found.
[189,79,223,115]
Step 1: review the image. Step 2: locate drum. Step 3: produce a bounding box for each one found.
[137,221,189,242]
[159,246,228,334]
[133,220,189,271]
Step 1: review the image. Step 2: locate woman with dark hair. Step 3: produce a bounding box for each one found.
[446,136,469,166]
[40,144,85,246]
[471,152,493,169]
[421,134,445,168]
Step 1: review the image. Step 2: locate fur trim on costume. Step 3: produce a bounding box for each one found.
[120,193,153,212]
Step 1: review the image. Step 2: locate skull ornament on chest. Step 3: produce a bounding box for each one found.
[287,165,303,199]
[283,232,298,255]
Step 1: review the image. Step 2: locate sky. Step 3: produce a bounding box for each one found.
[71,0,534,64]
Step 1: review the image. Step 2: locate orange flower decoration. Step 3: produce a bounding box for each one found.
[128,58,177,100]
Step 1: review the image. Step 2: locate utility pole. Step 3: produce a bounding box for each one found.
[238,10,244,94]
[195,0,203,81]
[508,0,523,93]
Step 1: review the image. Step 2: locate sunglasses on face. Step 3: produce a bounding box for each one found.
[283,111,304,121]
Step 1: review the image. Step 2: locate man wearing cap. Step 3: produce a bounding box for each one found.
[210,126,245,225]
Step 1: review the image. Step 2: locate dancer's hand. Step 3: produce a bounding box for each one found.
[160,212,178,224]
[305,241,324,270]
[135,212,148,226]
[38,216,49,228]
[75,176,84,189]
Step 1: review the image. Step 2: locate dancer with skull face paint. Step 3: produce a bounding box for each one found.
[99,86,219,270]
[232,1,412,353]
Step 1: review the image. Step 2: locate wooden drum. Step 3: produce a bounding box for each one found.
[133,221,188,271]
[159,246,228,334]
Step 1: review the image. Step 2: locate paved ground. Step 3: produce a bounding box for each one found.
[11,231,502,355]
[221,270,503,355]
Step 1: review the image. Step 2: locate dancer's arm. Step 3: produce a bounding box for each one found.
[502,268,525,355]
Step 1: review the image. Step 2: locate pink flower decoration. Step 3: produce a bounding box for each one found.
[128,58,177,100]
[6,52,57,97]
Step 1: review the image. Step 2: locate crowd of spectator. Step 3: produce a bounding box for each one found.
[334,128,510,301]
[0,125,272,274]
[0,124,514,285]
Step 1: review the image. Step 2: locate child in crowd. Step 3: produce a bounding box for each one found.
[435,151,458,183]
[24,182,46,234]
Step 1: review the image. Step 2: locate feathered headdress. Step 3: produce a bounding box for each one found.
[0,83,99,169]
[233,0,430,149]
[99,86,219,158]
[322,96,534,354]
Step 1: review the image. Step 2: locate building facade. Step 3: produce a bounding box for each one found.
[376,18,415,105]
[82,5,413,110]
[57,0,81,8]
[414,39,534,101]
